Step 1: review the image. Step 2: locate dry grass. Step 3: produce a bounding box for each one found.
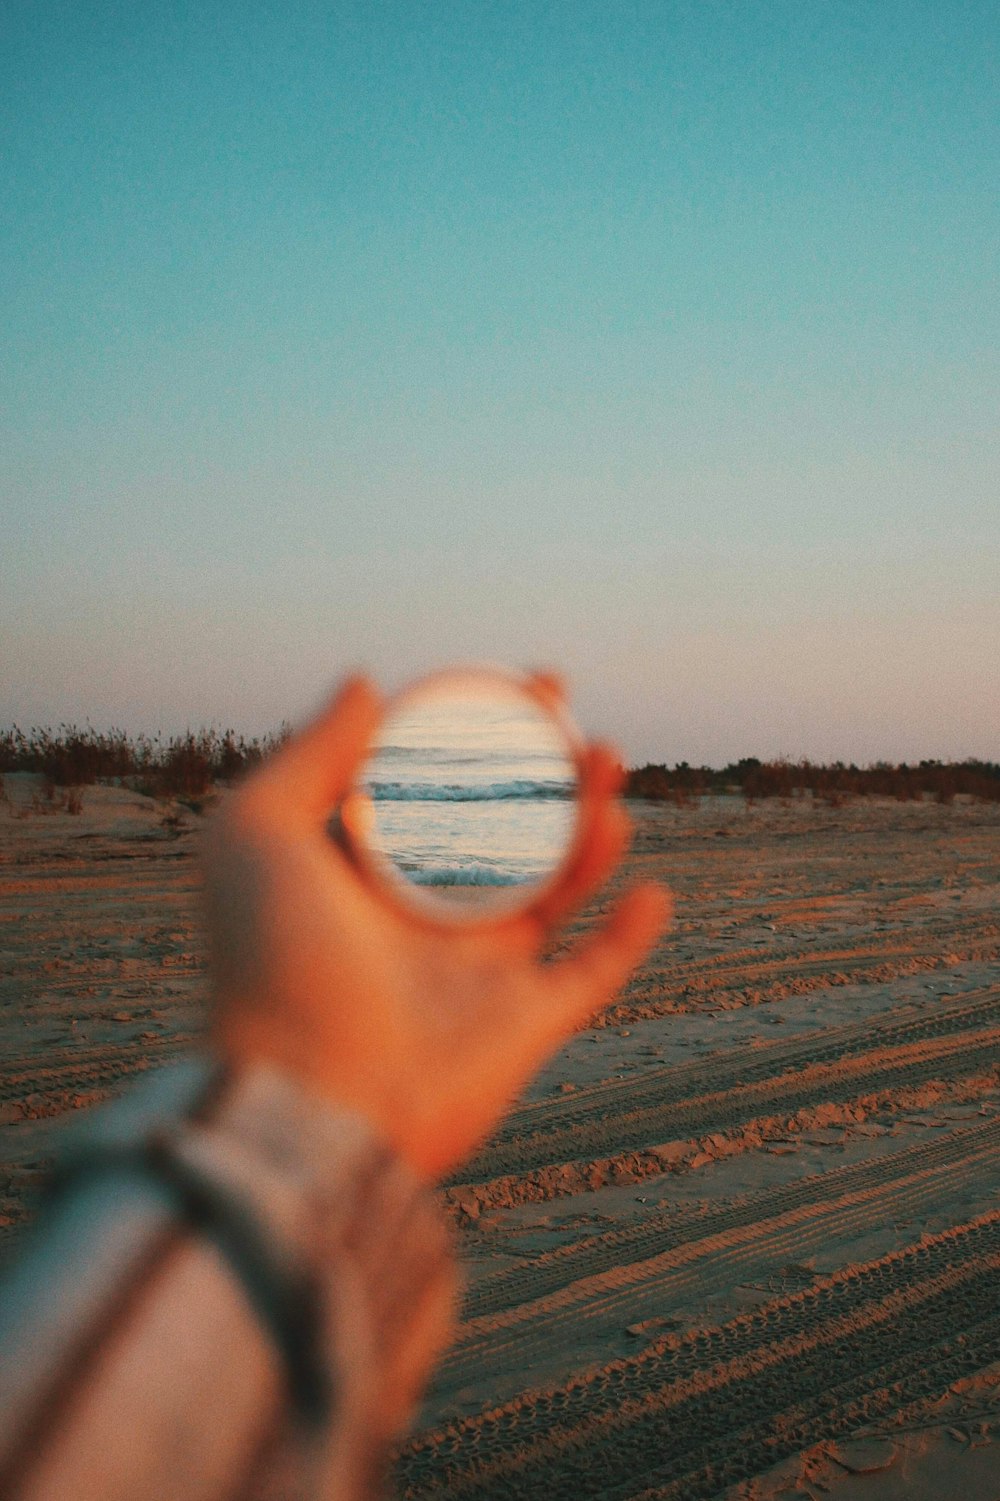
[3,727,996,810]
[625,757,1000,806]
[0,724,292,802]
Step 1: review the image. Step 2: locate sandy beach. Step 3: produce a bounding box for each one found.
[1,775,998,1499]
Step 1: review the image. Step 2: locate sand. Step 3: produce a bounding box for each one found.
[1,775,998,1499]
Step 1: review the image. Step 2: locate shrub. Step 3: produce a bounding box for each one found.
[625,755,1000,805]
[624,762,707,805]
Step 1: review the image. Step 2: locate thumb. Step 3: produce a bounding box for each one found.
[546,883,671,1035]
[258,676,383,820]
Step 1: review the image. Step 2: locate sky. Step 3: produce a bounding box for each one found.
[3,0,998,766]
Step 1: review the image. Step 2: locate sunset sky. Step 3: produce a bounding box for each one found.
[3,1,997,765]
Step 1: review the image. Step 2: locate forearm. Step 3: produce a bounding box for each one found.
[4,1195,282,1501]
[0,1060,455,1501]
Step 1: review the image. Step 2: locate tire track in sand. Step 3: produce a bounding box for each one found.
[395,1214,1000,1500]
[487,987,1000,1145]
[450,989,1000,1207]
[607,915,1000,1022]
[442,1117,1000,1392]
[0,1035,197,1117]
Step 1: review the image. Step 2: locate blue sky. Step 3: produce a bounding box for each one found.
[3,0,998,763]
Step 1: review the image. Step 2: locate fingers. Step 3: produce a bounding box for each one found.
[524,670,567,712]
[527,743,627,932]
[530,799,630,933]
[545,883,671,1036]
[250,676,383,821]
[578,741,625,798]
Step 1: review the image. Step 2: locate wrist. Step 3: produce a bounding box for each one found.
[213,1013,438,1183]
[50,1053,456,1441]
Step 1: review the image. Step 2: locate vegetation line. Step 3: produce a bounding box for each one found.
[625,756,1000,805]
[0,725,291,800]
[1,726,997,805]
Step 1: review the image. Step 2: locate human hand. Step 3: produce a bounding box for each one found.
[203,677,670,1181]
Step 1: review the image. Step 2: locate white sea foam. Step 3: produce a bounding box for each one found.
[367,696,575,885]
[369,779,571,802]
[406,865,527,887]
